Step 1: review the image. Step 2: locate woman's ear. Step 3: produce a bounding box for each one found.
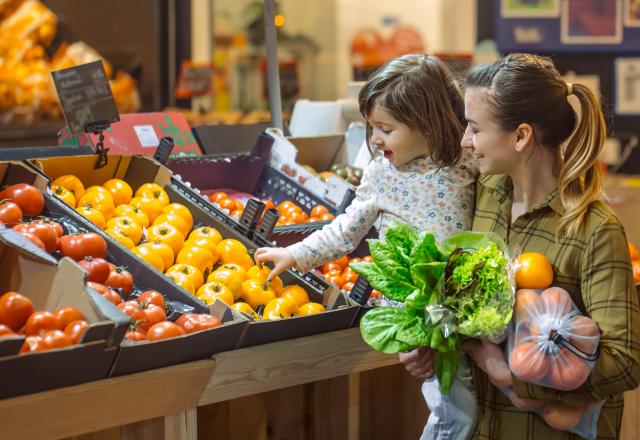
[514,123,535,152]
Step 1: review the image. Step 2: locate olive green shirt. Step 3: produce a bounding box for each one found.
[471,175,640,439]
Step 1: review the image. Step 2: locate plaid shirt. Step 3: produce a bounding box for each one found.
[471,175,640,440]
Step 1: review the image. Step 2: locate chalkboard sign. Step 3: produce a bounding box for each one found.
[51,60,120,134]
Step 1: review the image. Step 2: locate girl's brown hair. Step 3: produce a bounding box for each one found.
[466,53,606,237]
[358,53,465,167]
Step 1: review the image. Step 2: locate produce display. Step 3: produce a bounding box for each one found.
[317,254,380,299]
[51,175,326,321]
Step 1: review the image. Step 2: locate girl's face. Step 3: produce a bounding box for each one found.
[461,87,519,175]
[367,102,429,167]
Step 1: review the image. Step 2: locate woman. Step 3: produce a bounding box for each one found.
[401,53,640,438]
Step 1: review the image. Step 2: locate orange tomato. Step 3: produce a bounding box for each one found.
[130,196,165,223]
[543,404,582,431]
[144,241,175,269]
[188,226,223,245]
[185,236,220,258]
[176,245,216,274]
[76,205,106,229]
[633,260,640,285]
[546,347,590,391]
[629,242,640,262]
[153,212,190,238]
[340,268,358,286]
[362,255,374,263]
[289,211,308,224]
[514,288,542,320]
[320,213,335,221]
[147,224,185,255]
[218,198,237,211]
[540,286,573,316]
[246,265,283,293]
[196,282,234,305]
[334,255,350,268]
[296,302,326,316]
[231,302,259,319]
[209,192,228,203]
[131,245,165,271]
[217,239,253,269]
[78,191,115,220]
[102,179,133,206]
[509,342,550,383]
[320,262,342,274]
[234,200,245,211]
[260,199,275,210]
[342,281,355,292]
[349,257,363,264]
[241,279,276,309]
[52,185,76,207]
[277,200,297,214]
[567,315,599,353]
[208,268,244,299]
[217,263,247,279]
[277,285,310,308]
[515,252,554,289]
[113,204,150,228]
[310,205,329,218]
[166,272,195,294]
[324,269,343,286]
[106,216,143,244]
[263,297,298,320]
[105,228,135,249]
[162,203,193,230]
[135,183,170,206]
[52,175,85,200]
[230,209,243,219]
[166,263,204,289]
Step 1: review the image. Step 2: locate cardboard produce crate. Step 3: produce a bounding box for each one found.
[28,155,359,348]
[0,226,129,399]
[4,161,248,376]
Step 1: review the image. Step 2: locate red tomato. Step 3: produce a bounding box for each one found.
[15,222,58,253]
[137,290,166,309]
[0,291,34,331]
[32,219,63,238]
[0,324,15,338]
[105,266,133,296]
[140,303,166,327]
[0,183,44,216]
[86,281,122,306]
[23,311,62,336]
[42,330,73,349]
[341,281,355,292]
[320,262,342,274]
[147,321,186,341]
[16,230,45,250]
[78,257,111,283]
[209,192,228,203]
[64,320,89,344]
[0,201,22,227]
[19,335,46,353]
[125,330,147,341]
[57,232,107,261]
[54,307,85,329]
[117,301,148,331]
[175,313,221,334]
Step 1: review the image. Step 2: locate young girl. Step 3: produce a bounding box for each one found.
[255,53,479,439]
[401,53,640,439]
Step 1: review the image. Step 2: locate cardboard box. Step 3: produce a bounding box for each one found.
[6,160,249,376]
[0,227,129,399]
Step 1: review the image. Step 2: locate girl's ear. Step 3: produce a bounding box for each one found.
[514,123,535,152]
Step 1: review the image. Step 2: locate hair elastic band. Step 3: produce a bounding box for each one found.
[566,82,573,96]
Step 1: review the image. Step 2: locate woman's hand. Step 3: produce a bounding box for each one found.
[398,347,436,380]
[463,339,512,388]
[254,247,296,280]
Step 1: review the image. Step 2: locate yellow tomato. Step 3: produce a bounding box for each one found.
[85,186,115,202]
[241,278,276,310]
[176,245,216,274]
[208,268,243,299]
[263,297,298,320]
[135,183,170,206]
[296,302,326,316]
[246,265,283,293]
[184,236,219,258]
[102,178,133,206]
[130,196,164,223]
[277,285,310,308]
[153,213,190,238]
[166,263,204,289]
[166,272,195,294]
[52,175,85,200]
[78,191,115,220]
[131,245,165,271]
[144,241,175,270]
[231,302,259,319]
[52,185,76,207]
[162,203,193,230]
[113,204,150,228]
[188,226,222,245]
[216,263,247,279]
[105,228,135,249]
[196,282,234,306]
[75,205,106,229]
[147,223,184,255]
[106,216,142,244]
[217,239,253,269]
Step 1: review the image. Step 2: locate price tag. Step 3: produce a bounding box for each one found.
[175,61,215,99]
[134,125,160,147]
[324,176,349,207]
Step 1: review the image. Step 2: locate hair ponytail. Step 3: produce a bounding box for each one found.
[558,83,606,237]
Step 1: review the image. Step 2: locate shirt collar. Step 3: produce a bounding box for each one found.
[479,174,565,215]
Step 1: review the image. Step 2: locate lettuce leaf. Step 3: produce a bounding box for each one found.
[368,240,412,283]
[350,261,415,301]
[360,306,432,353]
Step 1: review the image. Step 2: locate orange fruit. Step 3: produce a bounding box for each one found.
[130,196,165,223]
[102,179,133,206]
[633,260,640,285]
[629,242,640,262]
[297,302,326,316]
[131,245,165,271]
[196,282,234,306]
[147,224,185,255]
[514,252,553,289]
[162,203,194,231]
[144,241,175,270]
[52,185,76,207]
[52,175,85,200]
[113,204,150,228]
[153,213,190,238]
[277,285,310,308]
[166,263,204,289]
[231,302,259,319]
[217,239,253,269]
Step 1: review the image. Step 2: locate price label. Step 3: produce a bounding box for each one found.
[134,125,160,148]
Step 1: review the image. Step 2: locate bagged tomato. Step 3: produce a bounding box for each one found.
[500,387,603,439]
[508,286,600,391]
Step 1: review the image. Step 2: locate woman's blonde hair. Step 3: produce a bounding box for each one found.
[466,53,606,237]
[358,53,465,167]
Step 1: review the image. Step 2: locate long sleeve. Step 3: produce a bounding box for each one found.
[512,220,640,406]
[286,160,380,274]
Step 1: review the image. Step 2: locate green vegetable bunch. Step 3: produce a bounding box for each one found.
[351,224,514,394]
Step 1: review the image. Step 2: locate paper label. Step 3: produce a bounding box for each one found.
[134,125,160,148]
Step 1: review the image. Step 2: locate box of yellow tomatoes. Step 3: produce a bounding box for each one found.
[28,154,359,349]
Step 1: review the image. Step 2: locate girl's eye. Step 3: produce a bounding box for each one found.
[381,128,391,134]
[471,127,479,134]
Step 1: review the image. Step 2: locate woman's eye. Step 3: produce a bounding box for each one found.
[471,128,479,134]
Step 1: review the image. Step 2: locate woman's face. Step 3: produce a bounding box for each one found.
[461,87,519,175]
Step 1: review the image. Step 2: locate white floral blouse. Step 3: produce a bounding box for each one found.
[287,150,478,273]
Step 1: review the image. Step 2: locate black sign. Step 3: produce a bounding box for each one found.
[51,60,120,134]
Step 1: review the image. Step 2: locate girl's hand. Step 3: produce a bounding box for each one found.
[254,247,296,280]
[462,339,512,388]
[398,347,436,380]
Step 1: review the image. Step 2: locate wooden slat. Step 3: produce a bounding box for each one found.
[0,360,215,440]
[199,328,398,406]
[164,409,198,440]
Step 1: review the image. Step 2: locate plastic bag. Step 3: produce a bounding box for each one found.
[501,387,603,439]
[508,286,600,390]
